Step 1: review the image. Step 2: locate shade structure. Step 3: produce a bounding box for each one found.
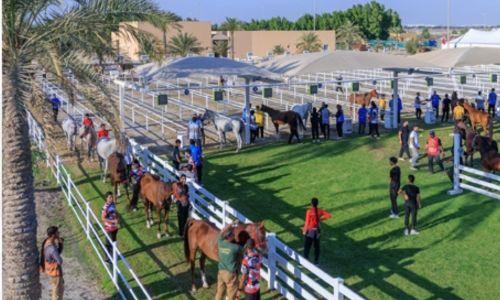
[258,50,437,76]
[412,47,500,68]
[443,29,500,49]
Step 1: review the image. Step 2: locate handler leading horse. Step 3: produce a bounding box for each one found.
[261,104,305,143]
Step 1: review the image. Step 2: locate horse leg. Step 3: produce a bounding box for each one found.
[218,131,223,149]
[124,184,130,209]
[190,252,197,293]
[102,159,108,183]
[274,124,280,140]
[157,206,162,239]
[200,253,209,288]
[164,204,170,237]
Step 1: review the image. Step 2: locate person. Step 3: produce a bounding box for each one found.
[101,192,119,262]
[389,157,401,218]
[242,104,252,123]
[197,113,206,147]
[453,100,465,122]
[249,110,259,143]
[40,226,64,300]
[335,104,344,139]
[425,130,444,173]
[129,160,143,210]
[475,90,485,112]
[239,239,262,300]
[319,103,330,140]
[97,123,109,140]
[378,94,386,121]
[171,139,182,170]
[409,126,420,171]
[441,94,451,122]
[398,121,411,161]
[310,107,320,143]
[488,88,497,118]
[335,75,343,92]
[302,197,331,265]
[368,101,380,139]
[254,106,265,138]
[389,94,403,124]
[175,174,191,237]
[400,175,422,236]
[430,91,441,119]
[80,113,94,138]
[189,139,203,183]
[414,92,422,119]
[358,104,367,135]
[50,94,61,122]
[215,222,242,300]
[188,114,201,146]
[451,91,459,110]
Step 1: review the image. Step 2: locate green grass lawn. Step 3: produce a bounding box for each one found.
[203,121,500,300]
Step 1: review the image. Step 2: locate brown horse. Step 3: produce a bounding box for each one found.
[107,152,130,205]
[472,134,500,172]
[463,101,492,136]
[260,104,305,143]
[349,89,378,106]
[183,219,267,292]
[139,173,174,239]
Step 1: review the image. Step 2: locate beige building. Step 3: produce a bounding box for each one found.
[231,30,336,59]
[112,21,212,61]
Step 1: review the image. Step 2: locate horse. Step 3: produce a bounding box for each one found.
[62,117,78,151]
[107,152,130,205]
[79,125,97,160]
[291,102,313,129]
[202,109,243,152]
[463,101,492,137]
[139,173,173,239]
[349,89,378,107]
[455,120,476,166]
[183,219,267,292]
[471,134,500,172]
[260,104,306,144]
[97,133,133,182]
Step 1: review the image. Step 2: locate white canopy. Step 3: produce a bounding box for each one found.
[258,50,437,76]
[443,29,500,49]
[412,47,500,68]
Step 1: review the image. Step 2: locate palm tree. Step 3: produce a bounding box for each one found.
[296,32,322,53]
[2,1,160,297]
[148,11,182,56]
[272,45,286,55]
[213,40,229,57]
[167,32,203,57]
[336,20,365,50]
[220,17,241,59]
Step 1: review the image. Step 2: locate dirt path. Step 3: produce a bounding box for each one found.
[36,187,108,300]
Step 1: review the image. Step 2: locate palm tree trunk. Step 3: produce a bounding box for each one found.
[230,31,235,59]
[163,30,168,56]
[2,74,41,299]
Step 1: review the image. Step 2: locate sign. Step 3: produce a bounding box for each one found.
[426,77,434,87]
[309,85,318,95]
[390,80,395,89]
[214,90,223,101]
[157,94,168,105]
[492,74,498,83]
[352,82,360,92]
[460,75,466,84]
[262,87,272,98]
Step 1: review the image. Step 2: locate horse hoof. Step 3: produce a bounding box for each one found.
[191,287,197,294]
[146,222,151,229]
[202,283,209,289]
[157,233,162,239]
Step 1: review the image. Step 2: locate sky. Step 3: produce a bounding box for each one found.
[156,0,500,26]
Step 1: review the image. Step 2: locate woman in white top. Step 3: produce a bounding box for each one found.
[409,126,420,170]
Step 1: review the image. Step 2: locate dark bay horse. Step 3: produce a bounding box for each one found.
[107,152,130,205]
[183,219,267,292]
[260,104,305,143]
[471,134,500,172]
[139,173,174,239]
[456,120,476,166]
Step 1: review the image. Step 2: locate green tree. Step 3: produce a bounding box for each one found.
[221,17,242,59]
[296,32,322,53]
[389,26,404,41]
[2,0,160,297]
[167,32,203,57]
[148,11,182,56]
[405,39,419,54]
[213,40,229,57]
[421,28,431,40]
[336,21,365,50]
[272,45,286,55]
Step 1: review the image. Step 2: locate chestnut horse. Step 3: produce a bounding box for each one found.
[260,104,306,143]
[349,89,378,106]
[139,173,173,239]
[463,102,492,137]
[471,134,500,172]
[183,219,267,292]
[107,152,130,205]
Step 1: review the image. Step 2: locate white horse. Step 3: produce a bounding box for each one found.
[202,109,243,152]
[97,133,133,182]
[62,117,78,151]
[292,102,313,128]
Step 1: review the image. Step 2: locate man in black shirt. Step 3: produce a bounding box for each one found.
[389,157,401,218]
[441,94,451,122]
[398,121,411,161]
[172,139,182,170]
[400,175,421,235]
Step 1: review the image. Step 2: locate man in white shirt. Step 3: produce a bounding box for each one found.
[475,91,485,112]
[188,114,201,145]
[409,126,420,170]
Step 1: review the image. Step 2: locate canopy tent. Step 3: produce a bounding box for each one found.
[443,29,500,49]
[258,50,437,77]
[412,47,500,68]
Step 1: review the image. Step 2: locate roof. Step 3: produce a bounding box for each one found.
[444,29,500,49]
[258,50,437,76]
[412,47,500,68]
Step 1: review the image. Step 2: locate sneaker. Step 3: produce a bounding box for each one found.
[398,157,405,161]
[410,229,420,235]
[404,229,410,236]
[410,167,418,171]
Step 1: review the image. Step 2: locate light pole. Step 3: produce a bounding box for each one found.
[446,0,450,43]
[313,0,316,31]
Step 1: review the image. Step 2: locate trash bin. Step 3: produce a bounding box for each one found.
[424,108,436,124]
[343,118,353,135]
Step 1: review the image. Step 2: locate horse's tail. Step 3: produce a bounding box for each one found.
[183,218,194,262]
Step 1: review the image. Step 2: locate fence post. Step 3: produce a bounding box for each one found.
[112,241,118,285]
[85,202,91,240]
[55,155,61,184]
[67,173,72,205]
[333,278,345,300]
[448,132,464,195]
[222,201,228,227]
[267,233,277,290]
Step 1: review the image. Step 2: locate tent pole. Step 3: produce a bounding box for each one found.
[392,71,399,129]
[244,78,251,145]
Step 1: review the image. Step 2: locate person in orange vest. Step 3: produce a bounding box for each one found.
[101,192,119,263]
[97,123,109,140]
[40,226,64,300]
[80,113,94,138]
[425,130,444,173]
[302,197,331,265]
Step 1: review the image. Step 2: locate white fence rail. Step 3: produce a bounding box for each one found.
[27,111,152,300]
[448,133,500,200]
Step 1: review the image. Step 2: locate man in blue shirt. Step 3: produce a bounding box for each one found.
[430,91,441,119]
[389,95,403,124]
[358,104,367,135]
[50,94,61,122]
[189,139,203,184]
[488,88,497,118]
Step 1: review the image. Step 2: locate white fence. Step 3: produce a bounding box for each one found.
[448,133,500,200]
[27,111,152,300]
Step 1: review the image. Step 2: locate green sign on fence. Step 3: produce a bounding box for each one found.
[214,90,223,101]
[460,75,467,85]
[309,85,318,95]
[157,94,168,105]
[492,74,498,83]
[262,87,273,98]
[352,82,360,92]
[426,77,434,87]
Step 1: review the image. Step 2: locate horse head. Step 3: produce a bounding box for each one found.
[239,221,268,255]
[370,89,379,99]
[202,109,215,123]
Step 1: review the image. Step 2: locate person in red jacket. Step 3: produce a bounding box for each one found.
[302,198,331,265]
[425,130,444,173]
[80,113,94,138]
[97,123,109,140]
